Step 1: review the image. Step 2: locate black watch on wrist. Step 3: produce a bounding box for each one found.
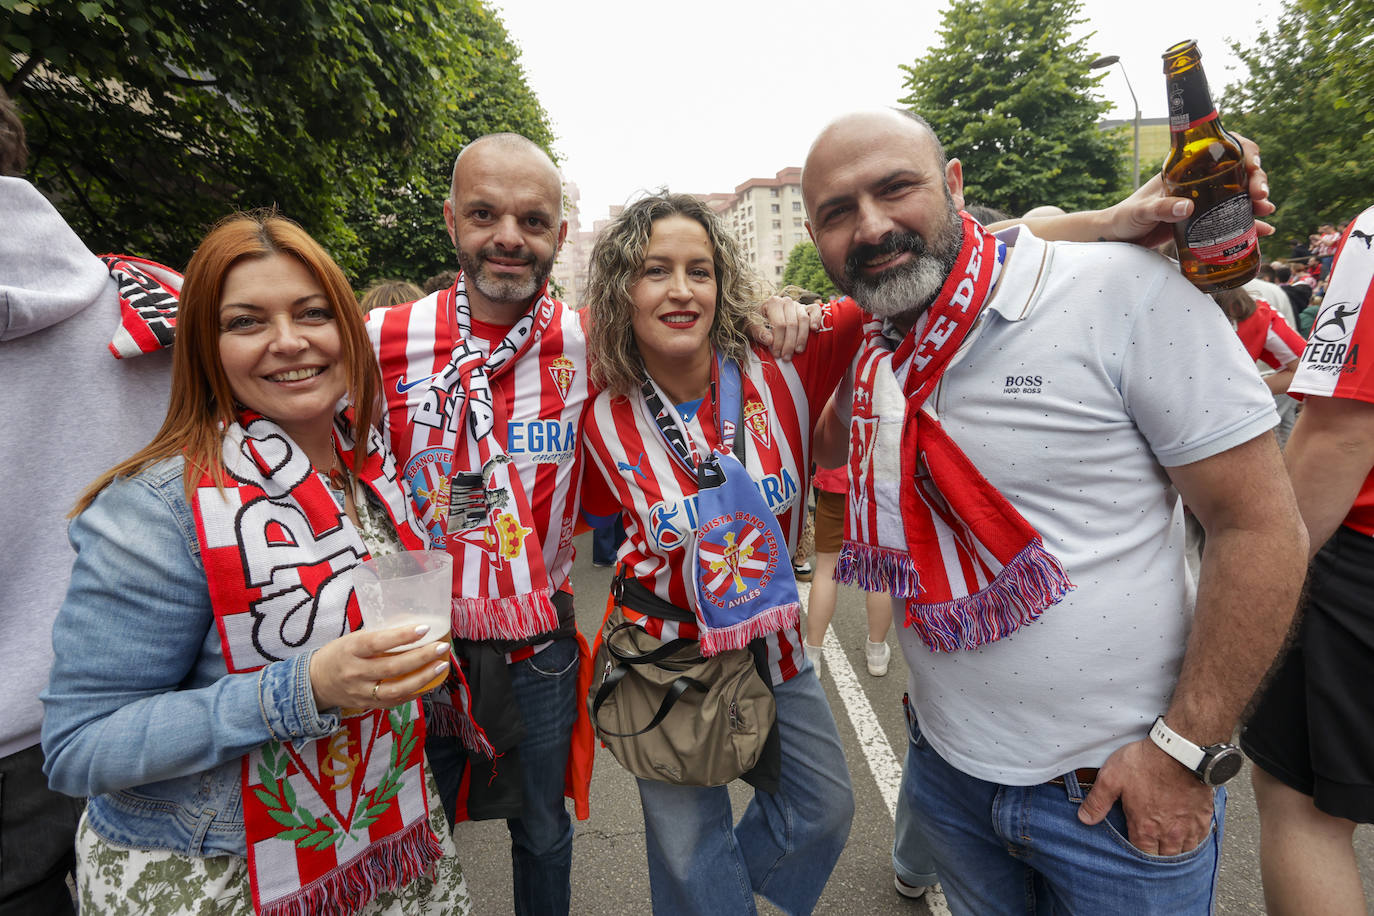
[1148,716,1245,786]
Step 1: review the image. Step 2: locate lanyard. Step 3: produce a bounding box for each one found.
[640,353,745,489]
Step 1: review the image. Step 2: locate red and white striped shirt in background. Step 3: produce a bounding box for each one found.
[1234,299,1306,375]
[366,284,596,659]
[581,299,865,685]
[1291,204,1374,535]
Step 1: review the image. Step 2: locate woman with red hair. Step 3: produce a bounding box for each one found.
[41,212,471,916]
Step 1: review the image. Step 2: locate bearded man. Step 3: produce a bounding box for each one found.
[802,109,1308,913]
[365,133,819,915]
[366,134,590,916]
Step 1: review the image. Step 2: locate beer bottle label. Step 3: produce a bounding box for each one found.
[1167,76,1218,132]
[1185,193,1258,265]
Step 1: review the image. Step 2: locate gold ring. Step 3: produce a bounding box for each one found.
[371,681,381,701]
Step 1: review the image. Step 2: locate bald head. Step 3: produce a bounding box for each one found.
[802,109,947,212]
[801,109,964,323]
[451,133,562,222]
[443,132,568,321]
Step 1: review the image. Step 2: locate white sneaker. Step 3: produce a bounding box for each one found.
[865,639,891,677]
[804,642,824,672]
[894,875,929,899]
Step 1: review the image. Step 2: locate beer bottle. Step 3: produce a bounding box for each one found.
[1161,39,1259,292]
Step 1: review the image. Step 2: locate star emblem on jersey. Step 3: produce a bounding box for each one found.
[548,355,576,402]
[744,399,770,448]
[697,510,780,608]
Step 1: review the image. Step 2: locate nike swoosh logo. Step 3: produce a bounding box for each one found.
[396,374,436,393]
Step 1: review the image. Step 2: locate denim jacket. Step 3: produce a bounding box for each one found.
[40,458,341,857]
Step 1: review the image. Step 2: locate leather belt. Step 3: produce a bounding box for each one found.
[1047,767,1100,789]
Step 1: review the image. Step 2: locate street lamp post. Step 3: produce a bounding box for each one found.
[1090,54,1141,190]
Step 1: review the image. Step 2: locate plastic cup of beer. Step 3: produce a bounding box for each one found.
[354,550,453,692]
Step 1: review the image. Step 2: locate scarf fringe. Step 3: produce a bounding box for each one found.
[836,543,923,598]
[451,588,558,642]
[698,602,800,657]
[905,540,1073,653]
[258,818,445,916]
[424,696,496,758]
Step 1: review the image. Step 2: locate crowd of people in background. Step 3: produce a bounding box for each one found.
[6,70,1374,916]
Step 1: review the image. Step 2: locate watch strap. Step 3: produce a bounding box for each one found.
[1149,716,1206,773]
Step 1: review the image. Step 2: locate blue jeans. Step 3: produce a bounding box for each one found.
[904,716,1226,915]
[592,519,624,566]
[635,661,854,915]
[428,635,579,916]
[0,744,83,916]
[893,697,939,889]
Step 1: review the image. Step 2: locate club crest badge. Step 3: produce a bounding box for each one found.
[696,510,781,610]
[404,447,452,546]
[548,355,576,402]
[743,400,770,448]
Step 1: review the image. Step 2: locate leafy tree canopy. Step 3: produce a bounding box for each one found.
[1,0,554,283]
[780,241,837,301]
[1223,0,1374,255]
[898,0,1125,216]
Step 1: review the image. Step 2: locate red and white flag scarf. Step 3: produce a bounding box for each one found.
[193,410,445,916]
[838,213,1074,652]
[98,254,182,358]
[413,279,559,642]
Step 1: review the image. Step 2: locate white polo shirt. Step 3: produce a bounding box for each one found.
[896,225,1278,785]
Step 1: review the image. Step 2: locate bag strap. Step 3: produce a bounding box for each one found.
[604,621,698,666]
[590,663,707,738]
[612,573,695,625]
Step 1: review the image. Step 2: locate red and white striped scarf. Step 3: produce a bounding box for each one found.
[409,280,560,642]
[838,213,1073,652]
[193,410,444,916]
[99,254,182,358]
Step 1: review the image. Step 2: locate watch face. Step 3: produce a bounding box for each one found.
[1203,748,1245,786]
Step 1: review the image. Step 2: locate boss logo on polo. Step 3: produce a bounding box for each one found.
[1002,374,1046,395]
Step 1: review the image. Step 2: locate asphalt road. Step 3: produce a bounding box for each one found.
[452,533,1374,914]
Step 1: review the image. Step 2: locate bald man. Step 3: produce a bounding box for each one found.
[802,109,1307,914]
[366,134,589,916]
[365,135,815,915]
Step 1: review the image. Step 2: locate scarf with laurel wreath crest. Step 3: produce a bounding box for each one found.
[193,410,445,916]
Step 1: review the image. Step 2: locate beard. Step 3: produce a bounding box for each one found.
[455,241,555,307]
[832,195,963,319]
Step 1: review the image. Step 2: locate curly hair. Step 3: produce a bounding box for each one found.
[585,192,764,395]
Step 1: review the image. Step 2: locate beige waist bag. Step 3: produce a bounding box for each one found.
[589,595,776,787]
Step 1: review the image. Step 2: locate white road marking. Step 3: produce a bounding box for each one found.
[799,581,951,914]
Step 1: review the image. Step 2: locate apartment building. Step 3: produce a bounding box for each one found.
[720,167,807,291]
[556,167,810,305]
[550,179,596,308]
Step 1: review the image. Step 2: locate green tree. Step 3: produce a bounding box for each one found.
[780,241,837,300]
[1223,0,1374,255]
[1,0,553,281]
[898,0,1125,216]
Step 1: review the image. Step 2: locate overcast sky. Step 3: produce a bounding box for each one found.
[487,0,1288,229]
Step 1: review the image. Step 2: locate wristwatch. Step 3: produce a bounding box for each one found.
[1149,716,1245,786]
